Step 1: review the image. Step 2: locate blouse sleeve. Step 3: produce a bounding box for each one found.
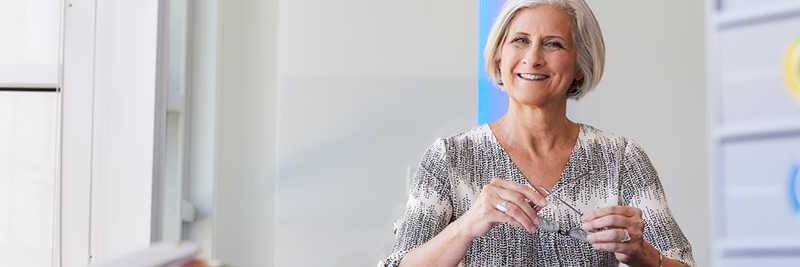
[381,138,456,267]
[620,140,697,267]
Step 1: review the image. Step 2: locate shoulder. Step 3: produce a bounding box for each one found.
[577,123,646,156]
[413,126,492,196]
[416,125,497,173]
[426,124,494,155]
[578,123,628,146]
[578,124,663,204]
[442,124,493,146]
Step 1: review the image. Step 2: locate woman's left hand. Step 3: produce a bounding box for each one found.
[580,206,658,266]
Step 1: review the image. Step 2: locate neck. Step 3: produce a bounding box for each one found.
[489,97,577,153]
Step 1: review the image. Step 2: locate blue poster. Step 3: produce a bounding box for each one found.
[478,0,509,125]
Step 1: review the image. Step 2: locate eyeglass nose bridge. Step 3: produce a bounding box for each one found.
[556,229,571,236]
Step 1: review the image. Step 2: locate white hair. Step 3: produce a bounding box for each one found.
[484,0,605,100]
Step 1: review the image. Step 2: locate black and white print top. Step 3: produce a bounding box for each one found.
[383,124,696,267]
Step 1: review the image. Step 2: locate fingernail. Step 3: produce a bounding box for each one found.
[530,226,536,233]
[534,217,541,225]
[586,233,594,243]
[581,214,588,222]
[581,223,589,230]
[539,199,547,206]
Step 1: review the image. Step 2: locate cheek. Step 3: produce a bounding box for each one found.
[549,54,579,75]
[499,50,521,70]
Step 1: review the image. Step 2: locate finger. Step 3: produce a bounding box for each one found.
[494,190,541,226]
[533,203,543,212]
[582,214,640,232]
[491,178,546,207]
[497,209,535,234]
[495,199,538,233]
[581,206,641,222]
[521,198,544,212]
[492,178,547,207]
[591,242,632,253]
[522,198,544,213]
[586,228,629,243]
[481,202,526,231]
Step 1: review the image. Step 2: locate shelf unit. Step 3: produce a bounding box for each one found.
[707,0,800,265]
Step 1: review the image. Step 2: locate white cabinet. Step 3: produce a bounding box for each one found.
[0,92,58,266]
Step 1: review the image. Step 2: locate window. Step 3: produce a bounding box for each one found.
[161,0,193,243]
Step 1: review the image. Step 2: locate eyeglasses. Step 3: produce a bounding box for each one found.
[534,171,594,242]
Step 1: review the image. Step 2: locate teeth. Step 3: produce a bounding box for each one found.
[519,74,548,80]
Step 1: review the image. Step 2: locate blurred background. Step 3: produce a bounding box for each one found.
[1,0,799,266]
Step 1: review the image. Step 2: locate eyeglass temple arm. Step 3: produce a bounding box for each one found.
[545,170,594,196]
[540,186,584,216]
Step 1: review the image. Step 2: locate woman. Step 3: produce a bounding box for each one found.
[383,0,695,266]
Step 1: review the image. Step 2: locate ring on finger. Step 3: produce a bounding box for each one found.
[525,198,538,209]
[496,201,509,213]
[621,229,631,243]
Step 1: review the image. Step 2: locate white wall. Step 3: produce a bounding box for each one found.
[569,1,709,266]
[212,0,278,266]
[275,0,477,266]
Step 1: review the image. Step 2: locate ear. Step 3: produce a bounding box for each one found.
[575,71,584,81]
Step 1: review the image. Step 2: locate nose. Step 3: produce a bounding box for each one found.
[521,45,545,67]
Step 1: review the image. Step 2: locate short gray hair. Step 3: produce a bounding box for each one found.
[484,0,605,100]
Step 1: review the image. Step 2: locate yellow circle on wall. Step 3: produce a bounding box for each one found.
[784,34,800,103]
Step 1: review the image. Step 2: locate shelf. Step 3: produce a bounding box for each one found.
[713,119,800,143]
[716,238,800,257]
[714,2,800,29]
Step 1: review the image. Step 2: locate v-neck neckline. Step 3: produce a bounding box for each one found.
[483,123,584,192]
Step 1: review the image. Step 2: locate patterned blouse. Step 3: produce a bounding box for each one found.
[382,124,695,267]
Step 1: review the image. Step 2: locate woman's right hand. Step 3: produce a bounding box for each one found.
[455,178,548,239]
[398,178,548,267]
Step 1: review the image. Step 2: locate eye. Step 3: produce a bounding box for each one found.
[544,41,564,49]
[512,37,529,44]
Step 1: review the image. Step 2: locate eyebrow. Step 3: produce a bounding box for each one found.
[509,32,567,42]
[544,35,567,42]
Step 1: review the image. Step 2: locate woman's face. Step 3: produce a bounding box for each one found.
[499,6,583,108]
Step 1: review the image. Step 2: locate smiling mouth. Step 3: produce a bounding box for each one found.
[518,73,549,80]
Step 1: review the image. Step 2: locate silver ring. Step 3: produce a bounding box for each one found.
[526,198,538,209]
[621,229,631,243]
[496,201,509,213]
